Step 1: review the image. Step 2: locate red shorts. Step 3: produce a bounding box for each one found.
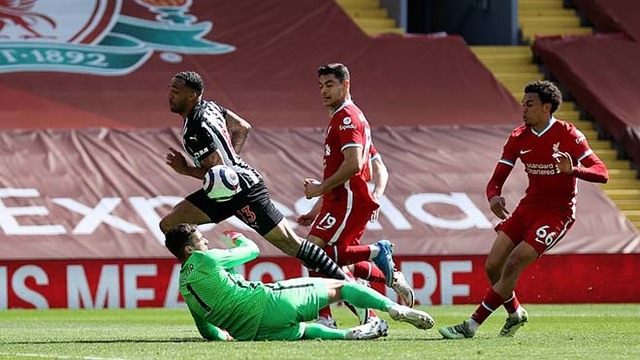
[308,197,378,247]
[495,206,575,255]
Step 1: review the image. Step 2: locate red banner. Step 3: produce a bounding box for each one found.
[2,254,638,309]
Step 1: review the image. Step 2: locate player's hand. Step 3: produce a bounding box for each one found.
[370,193,382,222]
[370,209,380,223]
[165,147,190,175]
[489,195,509,220]
[553,151,574,175]
[303,178,323,199]
[221,230,243,247]
[297,212,317,226]
[221,329,234,341]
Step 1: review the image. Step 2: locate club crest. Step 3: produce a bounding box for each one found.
[0,0,235,75]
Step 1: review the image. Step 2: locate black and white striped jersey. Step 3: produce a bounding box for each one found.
[182,100,262,190]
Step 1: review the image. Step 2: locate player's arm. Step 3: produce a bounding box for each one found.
[370,154,388,203]
[297,197,323,226]
[486,134,519,220]
[165,150,213,179]
[225,110,251,154]
[207,236,260,269]
[188,306,233,341]
[304,146,362,198]
[486,158,516,220]
[165,147,208,179]
[555,152,609,183]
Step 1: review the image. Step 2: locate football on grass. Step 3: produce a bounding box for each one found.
[203,165,241,201]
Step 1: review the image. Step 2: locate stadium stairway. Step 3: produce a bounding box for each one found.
[470,0,640,231]
[519,0,592,43]
[336,0,403,35]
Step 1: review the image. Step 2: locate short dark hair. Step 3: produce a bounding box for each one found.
[524,80,562,114]
[165,223,198,260]
[174,71,204,94]
[318,63,350,83]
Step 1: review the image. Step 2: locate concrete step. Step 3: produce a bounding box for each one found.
[623,210,640,223]
[362,27,404,35]
[603,189,640,200]
[336,0,380,9]
[595,149,621,163]
[555,112,580,121]
[607,168,638,180]
[519,8,577,17]
[521,27,593,42]
[354,18,396,27]
[493,73,544,82]
[602,159,633,170]
[346,7,387,18]
[473,52,533,61]
[587,139,613,150]
[470,46,532,56]
[520,17,581,28]
[520,0,566,11]
[601,178,640,190]
[480,63,540,73]
[613,199,640,211]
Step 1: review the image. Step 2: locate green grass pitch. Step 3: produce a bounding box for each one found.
[0,304,638,359]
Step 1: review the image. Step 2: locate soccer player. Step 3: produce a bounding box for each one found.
[161,71,348,282]
[164,223,435,341]
[298,63,415,327]
[439,80,609,339]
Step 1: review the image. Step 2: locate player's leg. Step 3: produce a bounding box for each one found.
[485,231,515,284]
[253,278,383,341]
[323,279,434,330]
[234,182,348,280]
[159,200,209,233]
[304,321,388,340]
[439,241,538,340]
[485,230,524,318]
[160,188,236,234]
[497,214,573,337]
[308,201,397,287]
[305,201,380,326]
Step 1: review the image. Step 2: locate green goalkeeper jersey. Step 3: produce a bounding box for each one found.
[179,237,268,341]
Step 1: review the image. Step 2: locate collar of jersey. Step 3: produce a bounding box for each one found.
[331,99,355,117]
[531,116,557,137]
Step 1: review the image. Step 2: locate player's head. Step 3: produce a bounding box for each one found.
[169,71,204,116]
[165,223,209,263]
[522,80,562,128]
[318,63,351,110]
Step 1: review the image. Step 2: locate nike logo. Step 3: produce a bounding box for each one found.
[520,149,532,155]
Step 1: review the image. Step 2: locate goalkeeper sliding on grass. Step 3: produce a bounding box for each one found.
[165,223,435,341]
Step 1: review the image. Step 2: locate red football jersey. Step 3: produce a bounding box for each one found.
[499,118,593,213]
[322,100,376,206]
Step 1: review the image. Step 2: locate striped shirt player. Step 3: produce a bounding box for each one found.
[182,100,261,192]
[162,71,348,283]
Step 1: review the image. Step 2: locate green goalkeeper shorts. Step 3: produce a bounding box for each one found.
[254,278,329,341]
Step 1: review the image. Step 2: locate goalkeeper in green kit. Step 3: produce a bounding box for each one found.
[165,223,435,341]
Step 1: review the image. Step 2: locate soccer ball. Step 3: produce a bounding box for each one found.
[203,165,241,201]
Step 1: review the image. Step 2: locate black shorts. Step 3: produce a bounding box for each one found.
[186,180,284,235]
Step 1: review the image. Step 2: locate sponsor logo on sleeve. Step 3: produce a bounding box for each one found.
[339,117,357,130]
